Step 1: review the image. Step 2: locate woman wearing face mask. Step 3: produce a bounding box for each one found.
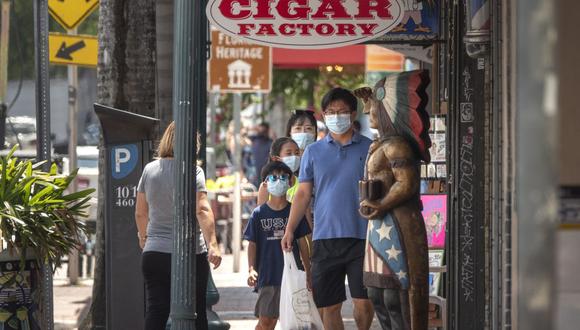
[286,109,318,154]
[257,137,301,205]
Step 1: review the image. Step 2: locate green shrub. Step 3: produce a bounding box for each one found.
[0,146,95,269]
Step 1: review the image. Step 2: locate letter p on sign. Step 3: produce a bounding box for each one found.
[111,144,139,179]
[115,148,131,173]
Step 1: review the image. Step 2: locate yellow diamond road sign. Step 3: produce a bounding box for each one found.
[48,0,99,30]
[49,33,98,67]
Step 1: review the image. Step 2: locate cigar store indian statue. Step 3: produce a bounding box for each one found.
[354,70,431,330]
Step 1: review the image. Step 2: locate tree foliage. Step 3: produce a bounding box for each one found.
[270,66,366,112]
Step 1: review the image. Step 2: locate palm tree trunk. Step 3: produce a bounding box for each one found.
[155,0,173,134]
[79,0,156,328]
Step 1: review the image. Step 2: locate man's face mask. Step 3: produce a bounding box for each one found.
[325,114,352,135]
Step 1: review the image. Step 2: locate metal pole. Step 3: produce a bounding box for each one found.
[67,27,79,285]
[33,0,53,328]
[0,0,11,150]
[232,93,242,273]
[170,0,198,328]
[0,0,9,102]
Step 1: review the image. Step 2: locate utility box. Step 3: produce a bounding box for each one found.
[95,104,158,330]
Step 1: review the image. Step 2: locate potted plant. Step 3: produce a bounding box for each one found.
[0,146,95,329]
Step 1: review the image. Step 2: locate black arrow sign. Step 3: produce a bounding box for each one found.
[56,40,86,60]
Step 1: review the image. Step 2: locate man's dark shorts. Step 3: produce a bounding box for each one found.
[311,238,368,308]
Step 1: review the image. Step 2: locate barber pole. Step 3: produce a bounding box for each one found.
[464,0,490,57]
[468,0,490,31]
[207,0,405,49]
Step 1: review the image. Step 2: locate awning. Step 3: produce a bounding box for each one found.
[273,45,366,69]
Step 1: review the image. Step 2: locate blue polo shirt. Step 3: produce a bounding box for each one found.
[299,132,372,240]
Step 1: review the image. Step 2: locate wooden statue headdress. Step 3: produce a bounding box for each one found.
[354,70,431,162]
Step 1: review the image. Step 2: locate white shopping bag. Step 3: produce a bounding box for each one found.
[279,251,324,330]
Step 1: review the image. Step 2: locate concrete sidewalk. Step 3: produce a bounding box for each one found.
[51,247,381,329]
[53,279,93,330]
[212,247,382,330]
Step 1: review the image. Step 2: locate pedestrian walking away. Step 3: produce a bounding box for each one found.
[282,87,375,330]
[135,122,222,330]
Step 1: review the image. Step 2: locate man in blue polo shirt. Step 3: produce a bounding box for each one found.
[282,87,374,330]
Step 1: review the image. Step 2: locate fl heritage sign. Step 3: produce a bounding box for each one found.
[208,30,272,93]
[206,0,404,49]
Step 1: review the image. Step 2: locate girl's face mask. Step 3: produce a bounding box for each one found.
[281,155,301,173]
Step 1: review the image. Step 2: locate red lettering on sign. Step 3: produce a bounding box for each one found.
[358,23,379,35]
[235,22,386,37]
[279,23,297,36]
[315,23,335,36]
[218,0,252,19]
[255,0,275,19]
[276,0,309,19]
[296,23,314,35]
[210,0,404,45]
[336,23,356,36]
[238,23,255,35]
[355,0,393,19]
[311,0,352,19]
[256,23,277,35]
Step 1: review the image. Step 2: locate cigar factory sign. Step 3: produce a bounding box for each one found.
[206,0,404,49]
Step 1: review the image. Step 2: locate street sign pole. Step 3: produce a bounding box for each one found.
[0,0,9,103]
[0,0,10,151]
[47,0,98,289]
[67,27,80,285]
[33,0,53,328]
[170,0,198,328]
